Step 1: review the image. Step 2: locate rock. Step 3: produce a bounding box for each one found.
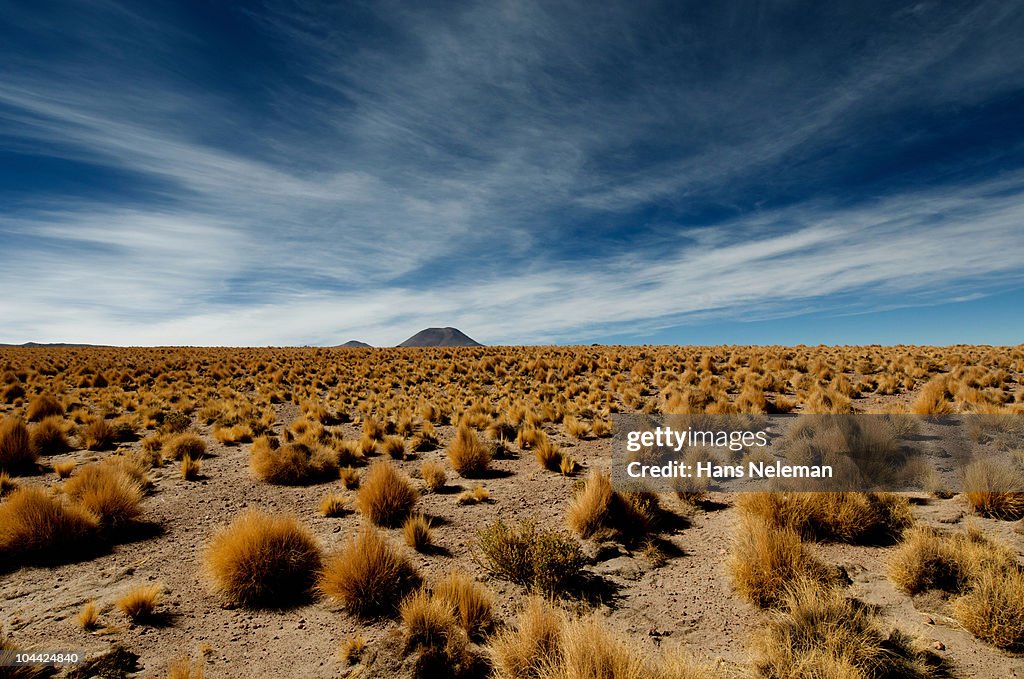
[932,641,945,651]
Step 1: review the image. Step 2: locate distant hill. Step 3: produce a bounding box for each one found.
[398,327,482,347]
[339,340,373,348]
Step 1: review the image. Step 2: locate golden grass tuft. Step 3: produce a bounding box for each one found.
[52,459,76,479]
[319,525,419,616]
[318,493,348,517]
[77,600,101,631]
[888,525,1016,595]
[30,416,71,455]
[399,588,472,675]
[162,433,206,461]
[490,597,564,679]
[356,461,418,527]
[420,460,447,491]
[952,567,1024,650]
[340,634,366,665]
[433,571,493,640]
[382,435,406,460]
[0,471,16,496]
[203,511,323,606]
[447,424,492,476]
[491,597,719,679]
[116,583,163,622]
[403,512,433,551]
[26,394,64,422]
[63,462,143,527]
[339,465,360,489]
[168,657,205,679]
[0,416,36,472]
[0,486,98,560]
[730,516,838,608]
[736,491,912,544]
[533,437,562,472]
[181,454,202,480]
[566,470,657,542]
[752,580,935,678]
[457,484,490,505]
[963,457,1024,520]
[81,418,116,451]
[249,437,338,485]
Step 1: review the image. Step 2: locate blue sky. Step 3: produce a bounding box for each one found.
[1,0,1023,346]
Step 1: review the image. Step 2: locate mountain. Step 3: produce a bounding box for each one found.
[338,340,373,348]
[398,327,482,347]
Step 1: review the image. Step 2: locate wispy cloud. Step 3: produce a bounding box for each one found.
[1,0,1022,345]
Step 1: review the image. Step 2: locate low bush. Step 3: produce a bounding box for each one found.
[476,519,584,595]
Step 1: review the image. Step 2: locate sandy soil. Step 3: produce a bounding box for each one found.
[3,389,1024,678]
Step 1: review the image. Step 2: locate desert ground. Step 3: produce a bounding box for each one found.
[1,345,1023,678]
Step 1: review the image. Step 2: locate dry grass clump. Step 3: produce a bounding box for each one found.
[318,493,348,517]
[339,466,360,489]
[340,634,366,665]
[752,580,936,678]
[952,567,1024,650]
[562,415,590,440]
[77,600,101,630]
[887,525,1024,649]
[566,470,658,543]
[0,487,98,563]
[181,454,202,480]
[0,416,36,472]
[399,588,473,677]
[249,436,338,485]
[433,571,493,640]
[319,525,419,616]
[52,459,76,479]
[81,417,116,451]
[0,471,16,496]
[533,437,563,472]
[490,597,564,679]
[116,583,163,622]
[168,657,205,679]
[730,516,838,608]
[491,598,720,679]
[476,519,584,594]
[737,491,912,544]
[30,416,71,455]
[888,525,1016,595]
[26,394,64,421]
[162,433,206,461]
[382,435,406,460]
[962,457,1024,520]
[447,424,492,477]
[203,511,323,606]
[420,460,447,491]
[63,461,144,527]
[403,512,433,552]
[458,485,490,505]
[356,461,418,526]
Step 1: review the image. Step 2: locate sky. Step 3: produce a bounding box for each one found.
[1,0,1023,347]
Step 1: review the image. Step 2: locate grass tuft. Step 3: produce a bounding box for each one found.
[356,461,418,527]
[319,525,419,616]
[203,511,323,607]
